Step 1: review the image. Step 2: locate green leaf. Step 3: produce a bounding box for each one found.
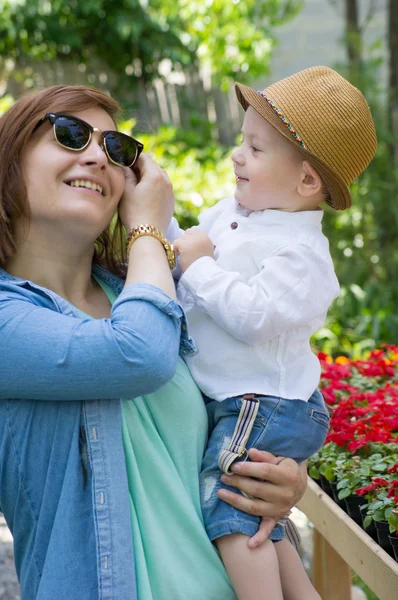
[363,515,372,529]
[338,488,352,500]
[373,510,386,521]
[372,464,387,472]
[387,513,398,532]
[337,478,350,489]
[309,467,320,479]
[324,468,335,482]
[369,501,384,510]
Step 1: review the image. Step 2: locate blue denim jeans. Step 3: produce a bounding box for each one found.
[200,389,330,542]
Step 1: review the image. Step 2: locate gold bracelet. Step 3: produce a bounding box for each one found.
[126,224,176,270]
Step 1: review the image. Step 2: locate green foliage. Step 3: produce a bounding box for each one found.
[308,443,350,483]
[0,0,190,83]
[335,448,397,501]
[146,0,302,89]
[0,0,300,94]
[0,95,13,114]
[363,493,398,533]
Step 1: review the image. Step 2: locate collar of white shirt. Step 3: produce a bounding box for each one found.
[234,201,324,227]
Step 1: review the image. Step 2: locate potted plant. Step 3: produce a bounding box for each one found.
[334,445,398,525]
[308,443,349,503]
[356,474,398,559]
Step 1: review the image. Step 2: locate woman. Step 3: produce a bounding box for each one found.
[0,85,306,600]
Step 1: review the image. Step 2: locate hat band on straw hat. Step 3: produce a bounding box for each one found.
[257,92,307,149]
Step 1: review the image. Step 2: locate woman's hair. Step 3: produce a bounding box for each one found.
[0,85,127,277]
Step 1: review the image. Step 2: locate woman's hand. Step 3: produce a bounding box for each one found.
[218,449,307,549]
[119,154,175,233]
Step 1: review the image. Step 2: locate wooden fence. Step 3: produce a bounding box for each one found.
[3,58,242,145]
[298,478,398,600]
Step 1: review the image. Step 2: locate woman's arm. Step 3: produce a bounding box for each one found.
[217,448,307,548]
[0,284,182,401]
[121,155,177,300]
[0,156,184,401]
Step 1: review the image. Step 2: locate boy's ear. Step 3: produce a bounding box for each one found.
[297,161,323,197]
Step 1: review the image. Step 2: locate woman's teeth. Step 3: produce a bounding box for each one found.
[69,180,103,195]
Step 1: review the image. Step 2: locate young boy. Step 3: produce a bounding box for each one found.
[173,66,377,600]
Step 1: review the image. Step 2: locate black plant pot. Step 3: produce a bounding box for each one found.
[329,482,346,508]
[344,495,367,526]
[360,510,379,542]
[388,534,398,562]
[319,476,333,496]
[375,521,395,558]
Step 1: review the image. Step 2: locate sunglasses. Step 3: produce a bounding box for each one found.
[35,112,144,168]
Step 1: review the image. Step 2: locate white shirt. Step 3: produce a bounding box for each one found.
[172,197,340,402]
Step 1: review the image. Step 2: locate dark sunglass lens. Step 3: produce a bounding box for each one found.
[55,116,90,150]
[104,132,138,166]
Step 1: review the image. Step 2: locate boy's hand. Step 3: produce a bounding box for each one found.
[173,228,215,272]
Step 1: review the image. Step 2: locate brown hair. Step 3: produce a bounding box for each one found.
[0,85,127,276]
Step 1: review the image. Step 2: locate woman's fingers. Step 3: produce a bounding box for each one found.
[231,451,305,497]
[123,166,138,186]
[246,448,281,465]
[119,153,175,232]
[217,487,271,516]
[218,450,308,521]
[220,473,283,508]
[230,456,295,487]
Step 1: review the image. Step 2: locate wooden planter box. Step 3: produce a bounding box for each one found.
[297,478,398,600]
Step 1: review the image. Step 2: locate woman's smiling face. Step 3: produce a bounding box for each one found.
[21,106,126,241]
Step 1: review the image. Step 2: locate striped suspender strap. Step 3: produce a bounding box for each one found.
[284,518,301,550]
[218,394,260,475]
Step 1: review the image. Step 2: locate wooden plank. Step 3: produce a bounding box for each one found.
[312,529,352,600]
[298,478,398,600]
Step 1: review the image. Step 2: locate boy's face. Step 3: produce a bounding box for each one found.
[232,107,305,212]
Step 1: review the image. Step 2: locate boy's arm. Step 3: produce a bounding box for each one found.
[166,197,231,240]
[178,241,339,345]
[166,198,231,281]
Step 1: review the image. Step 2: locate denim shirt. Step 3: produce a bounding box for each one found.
[0,264,195,600]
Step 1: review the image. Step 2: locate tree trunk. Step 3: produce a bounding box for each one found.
[344,0,362,79]
[388,0,398,162]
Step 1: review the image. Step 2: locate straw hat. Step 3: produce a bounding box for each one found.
[235,66,377,210]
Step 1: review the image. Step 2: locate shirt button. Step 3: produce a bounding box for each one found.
[230,221,238,230]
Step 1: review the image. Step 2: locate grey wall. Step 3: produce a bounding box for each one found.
[267,0,387,85]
